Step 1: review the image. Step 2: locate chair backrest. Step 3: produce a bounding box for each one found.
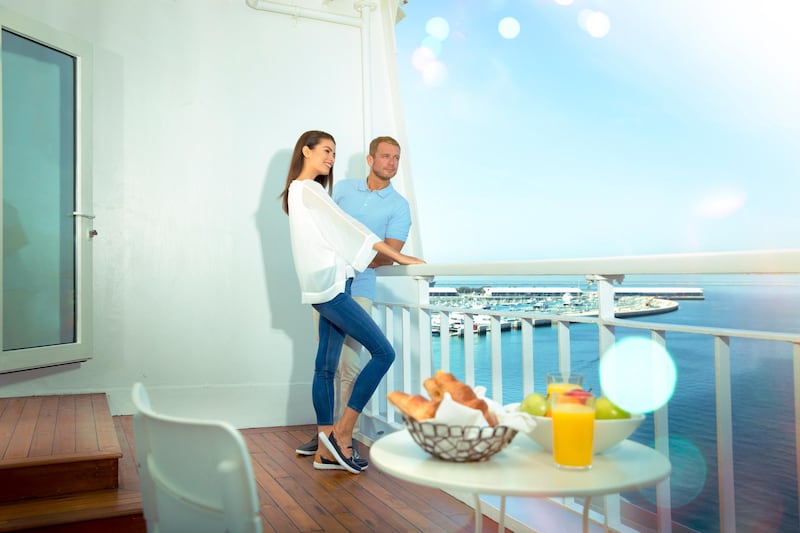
[131,382,262,533]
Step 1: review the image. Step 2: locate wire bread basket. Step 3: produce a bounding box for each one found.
[403,415,517,462]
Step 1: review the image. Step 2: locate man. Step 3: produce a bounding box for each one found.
[296,135,411,458]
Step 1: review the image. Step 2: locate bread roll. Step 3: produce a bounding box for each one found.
[387,391,439,421]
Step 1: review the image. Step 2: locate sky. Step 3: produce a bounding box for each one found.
[394,0,800,263]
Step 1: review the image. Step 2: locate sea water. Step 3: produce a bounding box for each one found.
[429,274,800,533]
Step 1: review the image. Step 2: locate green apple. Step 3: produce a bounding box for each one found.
[595,397,631,420]
[519,392,548,417]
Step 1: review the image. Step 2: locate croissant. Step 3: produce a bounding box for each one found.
[460,397,499,427]
[423,376,443,401]
[387,391,440,421]
[433,370,477,404]
[425,370,499,426]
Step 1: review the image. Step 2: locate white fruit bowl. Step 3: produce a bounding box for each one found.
[527,413,646,454]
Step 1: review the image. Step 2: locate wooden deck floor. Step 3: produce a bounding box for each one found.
[241,424,507,532]
[1,405,507,532]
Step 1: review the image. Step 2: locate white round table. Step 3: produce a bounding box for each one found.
[370,429,671,533]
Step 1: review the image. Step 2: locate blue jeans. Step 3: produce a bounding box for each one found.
[311,279,395,426]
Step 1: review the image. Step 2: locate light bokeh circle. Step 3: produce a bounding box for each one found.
[422,61,447,87]
[639,437,706,508]
[421,35,443,57]
[599,337,677,413]
[585,11,611,38]
[498,17,521,39]
[425,16,450,41]
[412,46,435,71]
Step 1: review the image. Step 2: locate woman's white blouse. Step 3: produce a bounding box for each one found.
[288,180,380,304]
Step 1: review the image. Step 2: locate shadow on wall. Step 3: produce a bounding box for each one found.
[343,151,366,180]
[254,148,315,424]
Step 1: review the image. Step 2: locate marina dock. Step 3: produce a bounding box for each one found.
[429,286,693,336]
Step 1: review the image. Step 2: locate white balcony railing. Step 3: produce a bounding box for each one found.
[364,250,800,533]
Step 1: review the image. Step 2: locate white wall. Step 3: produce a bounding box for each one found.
[0,0,415,428]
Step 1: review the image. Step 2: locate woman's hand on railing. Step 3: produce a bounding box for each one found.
[397,254,425,265]
[373,240,425,265]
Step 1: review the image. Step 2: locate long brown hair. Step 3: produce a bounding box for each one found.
[279,130,335,214]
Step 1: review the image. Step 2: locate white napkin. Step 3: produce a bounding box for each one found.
[497,403,538,434]
[429,392,487,427]
[425,385,538,434]
[475,385,538,433]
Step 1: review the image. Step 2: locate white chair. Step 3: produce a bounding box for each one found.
[131,382,262,533]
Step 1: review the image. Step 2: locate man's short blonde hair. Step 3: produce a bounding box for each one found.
[369,136,401,157]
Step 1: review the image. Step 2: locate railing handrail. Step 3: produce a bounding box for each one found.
[402,304,800,344]
[376,248,800,277]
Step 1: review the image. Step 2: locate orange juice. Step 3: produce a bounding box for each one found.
[547,382,582,397]
[545,372,583,398]
[552,399,595,469]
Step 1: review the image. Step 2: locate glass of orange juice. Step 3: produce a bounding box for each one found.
[551,390,596,470]
[546,372,584,397]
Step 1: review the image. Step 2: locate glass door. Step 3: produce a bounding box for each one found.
[1,11,93,373]
[3,29,76,351]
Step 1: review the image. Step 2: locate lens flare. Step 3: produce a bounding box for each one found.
[498,17,521,40]
[422,60,447,87]
[421,35,443,57]
[693,188,746,218]
[737,479,784,531]
[577,9,592,29]
[640,437,707,508]
[425,16,450,41]
[585,11,611,38]
[599,337,676,413]
[412,46,436,71]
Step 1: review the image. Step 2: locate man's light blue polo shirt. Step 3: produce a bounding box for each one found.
[333,178,411,300]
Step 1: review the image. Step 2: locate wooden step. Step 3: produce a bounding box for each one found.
[0,486,145,532]
[0,393,122,503]
[0,393,144,532]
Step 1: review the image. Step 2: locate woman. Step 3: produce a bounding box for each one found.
[280,130,424,474]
